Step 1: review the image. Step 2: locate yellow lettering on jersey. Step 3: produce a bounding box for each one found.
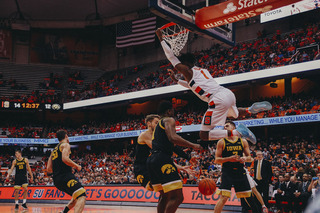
[226,146,243,152]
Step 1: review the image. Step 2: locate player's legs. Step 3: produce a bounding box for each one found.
[21,184,28,209]
[252,187,267,212]
[214,195,229,213]
[200,89,240,141]
[13,186,20,208]
[74,196,86,213]
[163,188,184,213]
[157,191,167,213]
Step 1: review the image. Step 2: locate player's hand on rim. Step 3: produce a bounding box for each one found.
[156,28,163,41]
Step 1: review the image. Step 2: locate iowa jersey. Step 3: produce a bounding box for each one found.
[52,143,72,177]
[152,118,174,156]
[134,139,151,165]
[15,158,27,178]
[222,137,244,169]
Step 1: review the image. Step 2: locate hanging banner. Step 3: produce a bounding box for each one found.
[195,0,301,29]
[261,0,320,23]
[0,29,12,61]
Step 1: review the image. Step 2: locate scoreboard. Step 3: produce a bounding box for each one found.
[0,101,62,111]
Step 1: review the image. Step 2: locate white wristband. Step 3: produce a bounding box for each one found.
[161,41,181,67]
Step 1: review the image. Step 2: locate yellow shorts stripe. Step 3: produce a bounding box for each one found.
[22,184,28,188]
[216,189,231,198]
[72,188,86,200]
[162,180,183,193]
[14,185,21,190]
[236,191,252,198]
[153,184,163,192]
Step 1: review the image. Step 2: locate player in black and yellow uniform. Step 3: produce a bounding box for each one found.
[147,101,201,213]
[134,114,160,190]
[134,114,193,192]
[6,150,33,210]
[214,121,259,213]
[47,130,86,213]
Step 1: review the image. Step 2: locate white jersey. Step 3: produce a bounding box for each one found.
[189,66,222,103]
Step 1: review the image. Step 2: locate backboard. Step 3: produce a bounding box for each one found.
[149,0,235,46]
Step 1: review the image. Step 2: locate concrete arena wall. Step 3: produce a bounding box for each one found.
[0,185,242,211]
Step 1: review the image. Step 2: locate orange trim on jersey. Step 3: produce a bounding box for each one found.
[195,87,202,94]
[205,111,213,116]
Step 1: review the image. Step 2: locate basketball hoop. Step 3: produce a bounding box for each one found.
[160,23,189,56]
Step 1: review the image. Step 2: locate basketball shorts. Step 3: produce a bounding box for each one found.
[216,167,252,198]
[53,173,86,200]
[134,164,153,191]
[14,175,28,189]
[201,88,238,131]
[147,151,182,193]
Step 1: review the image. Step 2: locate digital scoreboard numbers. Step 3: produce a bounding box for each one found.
[0,101,62,111]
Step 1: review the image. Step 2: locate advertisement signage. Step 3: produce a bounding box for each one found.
[0,186,241,206]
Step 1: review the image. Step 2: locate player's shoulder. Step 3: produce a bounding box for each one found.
[138,131,148,144]
[163,117,175,124]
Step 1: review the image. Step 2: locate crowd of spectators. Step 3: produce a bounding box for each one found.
[1,93,319,138]
[65,22,320,102]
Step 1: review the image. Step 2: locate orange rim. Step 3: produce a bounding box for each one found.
[160,22,177,30]
[160,22,189,38]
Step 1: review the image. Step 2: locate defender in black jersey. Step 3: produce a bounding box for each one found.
[47,130,86,213]
[214,121,259,213]
[134,114,160,190]
[6,150,33,210]
[147,101,201,213]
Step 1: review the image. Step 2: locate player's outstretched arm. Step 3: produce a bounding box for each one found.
[156,28,192,82]
[47,154,53,174]
[25,158,34,183]
[168,69,189,88]
[164,117,201,150]
[61,143,82,171]
[6,160,16,181]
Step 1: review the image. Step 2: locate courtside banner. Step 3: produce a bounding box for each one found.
[195,0,301,29]
[0,186,240,205]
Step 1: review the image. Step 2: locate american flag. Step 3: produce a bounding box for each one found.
[116,17,156,48]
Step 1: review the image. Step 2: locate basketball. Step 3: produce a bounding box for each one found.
[198,178,216,196]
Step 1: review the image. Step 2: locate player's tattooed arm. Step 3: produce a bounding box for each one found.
[47,154,53,174]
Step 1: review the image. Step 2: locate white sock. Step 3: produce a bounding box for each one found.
[15,200,18,204]
[209,129,228,140]
[232,130,240,137]
[23,199,26,204]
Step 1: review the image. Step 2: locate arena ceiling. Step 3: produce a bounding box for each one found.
[0,0,149,21]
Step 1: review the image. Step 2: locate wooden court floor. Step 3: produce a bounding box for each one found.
[0,203,221,213]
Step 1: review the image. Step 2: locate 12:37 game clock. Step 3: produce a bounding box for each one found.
[0,101,62,111]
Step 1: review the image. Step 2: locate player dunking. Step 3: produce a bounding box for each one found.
[47,130,86,213]
[147,101,202,213]
[6,150,33,210]
[214,121,260,213]
[156,28,272,144]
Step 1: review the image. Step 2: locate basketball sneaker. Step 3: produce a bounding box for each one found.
[236,124,257,144]
[15,204,19,210]
[22,203,27,209]
[248,101,272,114]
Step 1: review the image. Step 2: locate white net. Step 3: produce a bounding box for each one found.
[161,23,189,56]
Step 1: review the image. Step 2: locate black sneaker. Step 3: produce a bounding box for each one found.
[15,204,19,210]
[22,203,28,209]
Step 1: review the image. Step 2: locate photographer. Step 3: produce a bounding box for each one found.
[308,173,320,199]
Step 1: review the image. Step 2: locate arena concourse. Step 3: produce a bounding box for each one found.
[0,0,319,212]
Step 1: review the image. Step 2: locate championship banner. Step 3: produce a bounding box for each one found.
[195,0,301,29]
[30,30,99,66]
[0,29,12,61]
[261,0,320,23]
[0,186,240,206]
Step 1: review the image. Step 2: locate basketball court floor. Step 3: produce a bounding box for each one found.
[0,203,227,212]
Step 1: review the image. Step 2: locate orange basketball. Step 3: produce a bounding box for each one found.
[198,178,216,196]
